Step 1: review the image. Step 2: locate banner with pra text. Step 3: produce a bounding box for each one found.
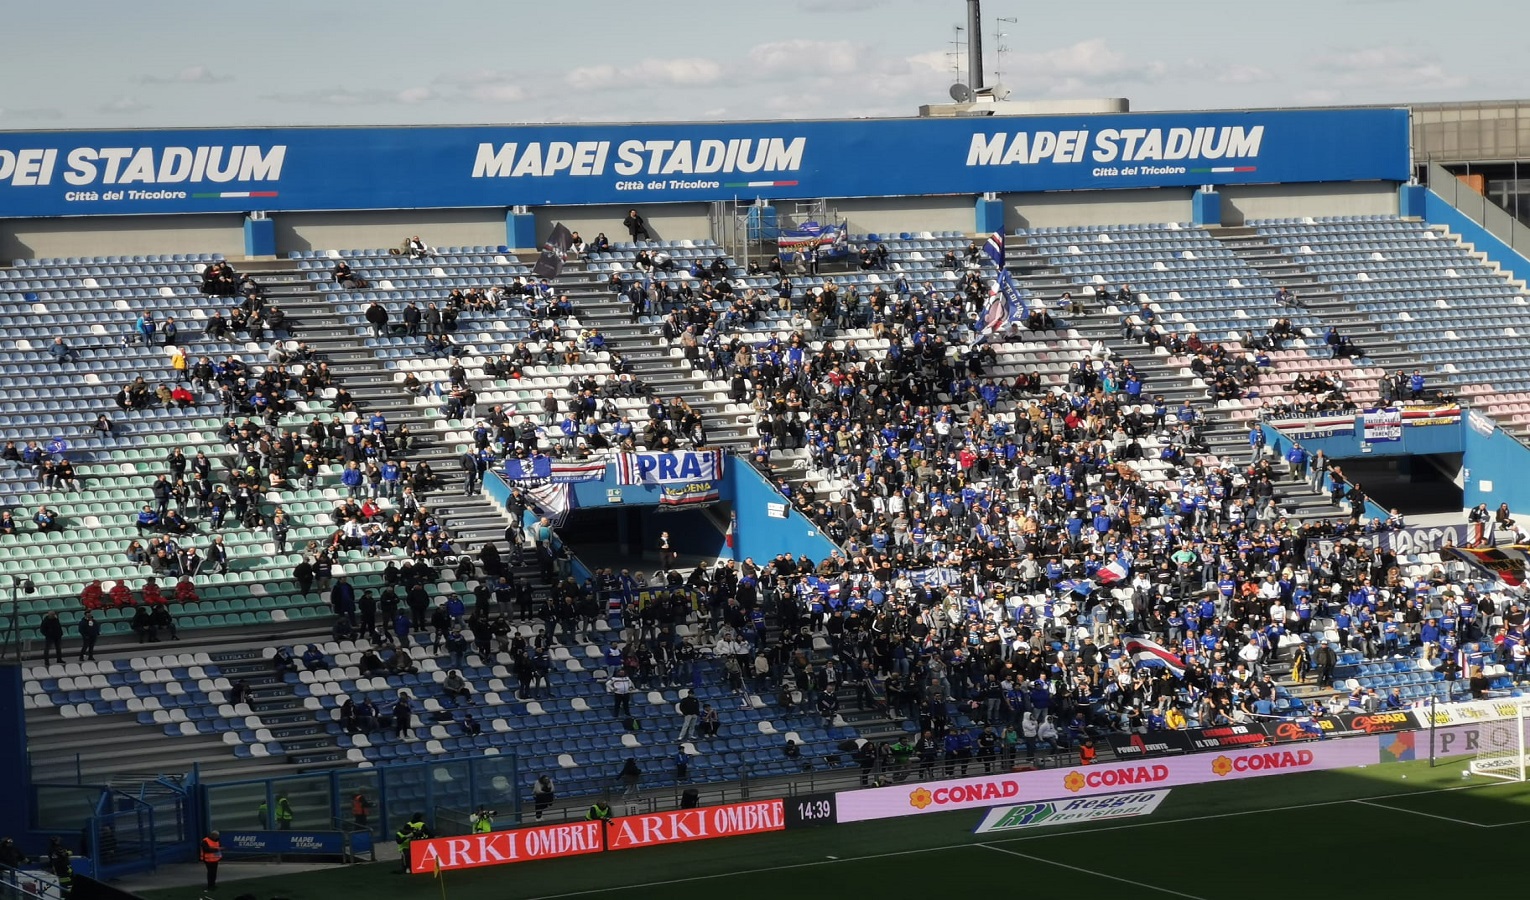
[615,450,726,485]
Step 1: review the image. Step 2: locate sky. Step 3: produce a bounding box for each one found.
[0,0,1521,130]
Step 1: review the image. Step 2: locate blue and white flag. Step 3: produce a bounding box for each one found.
[982,231,1005,269]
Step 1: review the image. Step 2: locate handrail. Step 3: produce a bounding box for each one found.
[1425,161,1530,263]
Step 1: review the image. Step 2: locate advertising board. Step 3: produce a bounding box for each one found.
[0,108,1410,218]
[835,737,1380,823]
[411,821,604,873]
[973,790,1170,834]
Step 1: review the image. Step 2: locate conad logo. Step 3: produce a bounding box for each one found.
[1212,748,1315,777]
[906,779,1020,809]
[1062,765,1170,793]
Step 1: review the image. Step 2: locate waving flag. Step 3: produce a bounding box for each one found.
[983,231,1006,269]
[1124,635,1186,678]
[1096,561,1130,585]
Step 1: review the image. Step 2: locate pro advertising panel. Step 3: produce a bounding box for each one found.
[0,108,1410,218]
[836,737,1380,823]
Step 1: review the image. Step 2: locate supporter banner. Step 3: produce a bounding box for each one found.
[0,109,1410,218]
[835,737,1379,822]
[973,790,1170,834]
[502,456,607,483]
[220,830,346,856]
[657,480,720,508]
[1363,408,1402,443]
[1469,410,1497,438]
[777,220,850,259]
[607,799,784,850]
[1400,403,1462,427]
[1183,723,1273,751]
[615,450,726,485]
[1268,413,1357,440]
[1348,523,1469,556]
[1443,545,1530,587]
[411,821,604,873]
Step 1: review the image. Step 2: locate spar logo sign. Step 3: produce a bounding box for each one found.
[906,779,1020,810]
[1212,748,1315,777]
[1062,764,1169,793]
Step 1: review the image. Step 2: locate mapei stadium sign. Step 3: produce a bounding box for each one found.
[0,108,1409,217]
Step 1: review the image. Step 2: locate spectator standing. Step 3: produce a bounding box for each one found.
[532,775,556,820]
[623,209,652,242]
[618,757,642,798]
[39,612,64,665]
[76,612,99,662]
[676,690,700,742]
[608,668,635,719]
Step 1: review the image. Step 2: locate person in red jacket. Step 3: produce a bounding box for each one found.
[199,831,221,889]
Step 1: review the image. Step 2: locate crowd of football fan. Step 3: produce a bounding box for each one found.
[614,245,1528,777]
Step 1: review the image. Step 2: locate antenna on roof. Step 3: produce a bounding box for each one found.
[949,83,975,103]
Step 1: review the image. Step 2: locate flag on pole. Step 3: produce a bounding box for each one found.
[725,512,736,549]
[982,231,1005,269]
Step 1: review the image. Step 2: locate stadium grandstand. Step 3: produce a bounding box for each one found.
[6,16,1530,900]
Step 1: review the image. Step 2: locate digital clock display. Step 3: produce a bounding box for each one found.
[784,792,838,828]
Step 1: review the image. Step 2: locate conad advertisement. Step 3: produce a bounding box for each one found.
[411,821,604,873]
[607,799,784,850]
[835,737,1380,823]
[0,108,1409,217]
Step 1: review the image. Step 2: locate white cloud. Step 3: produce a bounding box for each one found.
[748,39,870,77]
[0,106,62,120]
[567,57,723,91]
[97,96,149,113]
[264,86,437,106]
[141,64,233,85]
[467,83,525,103]
[796,0,886,11]
[1006,38,1170,93]
[1309,45,1469,91]
[395,87,435,104]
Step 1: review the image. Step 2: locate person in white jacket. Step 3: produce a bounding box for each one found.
[608,669,635,718]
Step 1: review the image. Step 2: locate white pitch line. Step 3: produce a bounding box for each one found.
[1352,799,1485,828]
[523,778,1524,900]
[979,843,1211,900]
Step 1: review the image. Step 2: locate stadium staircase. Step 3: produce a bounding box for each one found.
[236,259,522,554]
[1209,226,1433,374]
[1008,231,1343,523]
[550,263,760,451]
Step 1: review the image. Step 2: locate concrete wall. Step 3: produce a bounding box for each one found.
[272,208,508,254]
[532,203,711,246]
[1219,182,1397,224]
[1,214,245,260]
[1006,188,1195,228]
[834,195,973,237]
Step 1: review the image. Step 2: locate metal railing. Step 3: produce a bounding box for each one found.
[1426,161,1530,265]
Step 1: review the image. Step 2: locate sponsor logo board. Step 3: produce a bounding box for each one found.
[974,790,1171,834]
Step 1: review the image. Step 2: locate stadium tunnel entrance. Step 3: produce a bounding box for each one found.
[555,503,732,576]
[1335,452,1463,517]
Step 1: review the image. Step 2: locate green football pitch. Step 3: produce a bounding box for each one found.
[142,758,1530,900]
